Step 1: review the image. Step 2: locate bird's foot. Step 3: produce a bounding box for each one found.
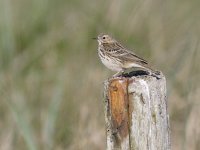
[112,71,124,78]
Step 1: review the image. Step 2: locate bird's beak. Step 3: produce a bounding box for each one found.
[92,37,97,40]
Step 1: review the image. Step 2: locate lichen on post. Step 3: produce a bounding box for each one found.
[104,73,170,150]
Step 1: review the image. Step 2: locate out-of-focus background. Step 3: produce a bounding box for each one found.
[0,0,199,149]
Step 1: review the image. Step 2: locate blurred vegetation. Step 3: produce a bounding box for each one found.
[0,0,200,149]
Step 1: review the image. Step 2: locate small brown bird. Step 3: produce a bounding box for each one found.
[95,34,160,77]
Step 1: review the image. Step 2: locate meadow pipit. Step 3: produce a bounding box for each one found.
[94,34,160,78]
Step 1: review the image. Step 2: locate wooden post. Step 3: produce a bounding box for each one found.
[104,73,170,150]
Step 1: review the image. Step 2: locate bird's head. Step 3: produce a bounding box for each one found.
[96,34,116,45]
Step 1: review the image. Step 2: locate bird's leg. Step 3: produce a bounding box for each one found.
[112,70,124,77]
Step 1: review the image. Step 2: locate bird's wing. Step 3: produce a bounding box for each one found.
[118,49,148,64]
[104,42,148,65]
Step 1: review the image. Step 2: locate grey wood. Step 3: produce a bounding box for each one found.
[104,73,170,150]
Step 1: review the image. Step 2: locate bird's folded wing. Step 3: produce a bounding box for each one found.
[111,48,148,65]
[103,42,148,65]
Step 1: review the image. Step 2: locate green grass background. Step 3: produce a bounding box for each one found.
[0,0,200,149]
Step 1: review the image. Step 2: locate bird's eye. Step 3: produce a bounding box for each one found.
[102,36,106,39]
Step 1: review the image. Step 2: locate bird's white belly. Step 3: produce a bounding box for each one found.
[101,57,122,71]
[98,51,122,72]
[124,62,144,69]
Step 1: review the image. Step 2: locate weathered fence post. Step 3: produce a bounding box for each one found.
[104,73,170,150]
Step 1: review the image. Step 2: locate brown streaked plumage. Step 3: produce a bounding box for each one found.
[95,34,159,77]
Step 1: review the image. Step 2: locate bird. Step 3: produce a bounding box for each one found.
[94,34,160,78]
